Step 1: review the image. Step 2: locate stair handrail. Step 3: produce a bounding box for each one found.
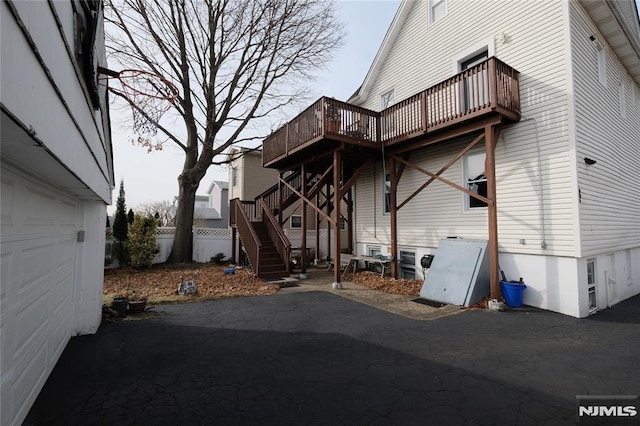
[231,199,262,276]
[255,170,301,202]
[260,197,291,273]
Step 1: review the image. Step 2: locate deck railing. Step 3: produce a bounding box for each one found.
[229,198,261,275]
[255,170,302,214]
[259,198,291,272]
[263,57,520,165]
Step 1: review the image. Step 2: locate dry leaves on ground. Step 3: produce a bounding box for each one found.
[345,271,422,296]
[103,264,279,305]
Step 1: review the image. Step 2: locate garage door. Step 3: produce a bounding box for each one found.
[1,166,79,425]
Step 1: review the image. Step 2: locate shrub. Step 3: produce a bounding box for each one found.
[211,252,226,264]
[128,214,160,269]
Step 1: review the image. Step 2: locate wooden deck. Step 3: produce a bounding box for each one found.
[263,57,520,169]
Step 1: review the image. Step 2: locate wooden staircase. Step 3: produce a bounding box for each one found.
[230,170,326,279]
[251,221,288,279]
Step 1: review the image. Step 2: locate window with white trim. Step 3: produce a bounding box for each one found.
[597,44,606,86]
[231,167,238,187]
[587,259,597,311]
[619,80,626,117]
[380,90,395,109]
[429,0,447,25]
[464,152,487,209]
[339,216,346,231]
[399,250,416,279]
[380,90,396,136]
[290,214,302,229]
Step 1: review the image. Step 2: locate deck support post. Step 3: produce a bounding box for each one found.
[332,150,342,288]
[485,125,500,299]
[301,164,308,276]
[315,192,320,265]
[390,156,398,278]
[326,183,331,262]
[347,189,353,255]
[231,227,237,264]
[278,172,284,225]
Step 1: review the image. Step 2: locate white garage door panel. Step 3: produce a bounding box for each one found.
[12,345,49,423]
[1,167,78,426]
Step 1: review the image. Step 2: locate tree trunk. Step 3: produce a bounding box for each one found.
[168,174,198,263]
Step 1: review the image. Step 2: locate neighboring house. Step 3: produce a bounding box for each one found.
[1,1,114,424]
[227,147,278,201]
[252,0,639,317]
[171,180,229,228]
[226,147,305,231]
[206,180,229,228]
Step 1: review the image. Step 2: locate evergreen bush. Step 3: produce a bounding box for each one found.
[128,214,160,269]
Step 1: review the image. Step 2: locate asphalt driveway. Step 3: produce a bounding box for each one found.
[25,291,640,425]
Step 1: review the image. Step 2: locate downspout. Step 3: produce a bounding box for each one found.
[516,113,548,250]
[373,161,377,238]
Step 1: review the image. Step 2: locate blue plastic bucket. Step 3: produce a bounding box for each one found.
[500,281,526,308]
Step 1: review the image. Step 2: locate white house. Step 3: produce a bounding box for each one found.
[258,0,639,317]
[171,180,229,228]
[1,1,114,424]
[345,0,640,317]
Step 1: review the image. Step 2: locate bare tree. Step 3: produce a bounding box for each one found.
[135,200,175,226]
[106,0,343,262]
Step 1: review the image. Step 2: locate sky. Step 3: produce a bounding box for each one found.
[109,0,640,213]
[108,1,401,213]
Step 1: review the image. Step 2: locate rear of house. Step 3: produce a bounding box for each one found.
[571,0,640,314]
[1,1,114,424]
[348,0,639,317]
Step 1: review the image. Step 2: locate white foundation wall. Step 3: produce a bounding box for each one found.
[354,243,640,318]
[499,253,581,317]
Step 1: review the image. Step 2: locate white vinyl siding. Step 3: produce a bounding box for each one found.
[353,0,576,257]
[2,1,112,202]
[570,1,640,256]
[229,153,278,201]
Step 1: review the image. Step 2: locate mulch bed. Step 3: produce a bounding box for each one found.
[103,263,280,304]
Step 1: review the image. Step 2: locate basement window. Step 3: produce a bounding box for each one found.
[368,246,382,274]
[587,258,597,312]
[399,250,416,279]
[464,152,487,209]
[290,215,302,229]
